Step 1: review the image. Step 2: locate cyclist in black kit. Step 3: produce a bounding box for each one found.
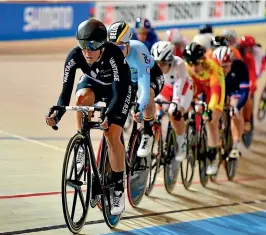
[213,46,249,158]
[45,19,132,216]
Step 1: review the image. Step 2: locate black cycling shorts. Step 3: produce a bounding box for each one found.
[76,75,132,128]
[150,62,164,96]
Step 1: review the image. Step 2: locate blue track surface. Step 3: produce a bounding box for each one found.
[105,210,266,235]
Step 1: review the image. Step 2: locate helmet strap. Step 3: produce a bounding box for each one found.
[96,48,104,62]
[125,45,130,57]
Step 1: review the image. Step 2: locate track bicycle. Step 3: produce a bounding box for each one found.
[145,100,182,195]
[48,104,122,233]
[210,105,237,182]
[179,100,210,188]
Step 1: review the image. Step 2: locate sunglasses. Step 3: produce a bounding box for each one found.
[117,44,126,50]
[77,40,104,51]
[187,59,204,66]
[221,63,232,67]
[157,61,171,66]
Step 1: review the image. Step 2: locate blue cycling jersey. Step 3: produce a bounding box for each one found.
[132,29,159,51]
[126,40,155,112]
[226,59,249,110]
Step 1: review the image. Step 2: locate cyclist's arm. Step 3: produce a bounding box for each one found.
[56,49,79,120]
[236,61,249,110]
[136,49,151,113]
[244,53,257,94]
[208,69,224,111]
[172,60,188,105]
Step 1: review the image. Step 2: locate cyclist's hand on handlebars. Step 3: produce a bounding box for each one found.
[170,103,182,121]
[203,110,212,121]
[230,106,239,117]
[131,110,142,123]
[99,116,109,130]
[45,112,57,127]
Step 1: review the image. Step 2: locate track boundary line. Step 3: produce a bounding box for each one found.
[0,176,265,200]
[1,199,266,235]
[0,130,65,152]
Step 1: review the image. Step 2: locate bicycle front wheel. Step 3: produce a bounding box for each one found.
[164,129,180,194]
[145,124,162,196]
[181,124,197,190]
[61,133,91,234]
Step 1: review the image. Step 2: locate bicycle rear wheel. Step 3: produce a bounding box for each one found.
[100,137,121,229]
[225,157,238,181]
[222,112,238,181]
[242,114,254,148]
[198,126,209,187]
[145,124,162,196]
[164,129,180,194]
[61,133,91,234]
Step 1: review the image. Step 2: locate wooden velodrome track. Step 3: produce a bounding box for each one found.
[0,24,266,235]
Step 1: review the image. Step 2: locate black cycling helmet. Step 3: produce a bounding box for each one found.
[199,24,213,34]
[107,21,132,43]
[76,19,107,51]
[211,36,229,49]
[183,42,206,65]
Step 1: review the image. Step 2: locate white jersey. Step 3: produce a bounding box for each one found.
[156,56,193,112]
[163,56,188,87]
[253,45,265,77]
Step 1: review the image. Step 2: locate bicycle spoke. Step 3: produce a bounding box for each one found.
[71,189,78,221]
[78,187,86,212]
[69,147,78,180]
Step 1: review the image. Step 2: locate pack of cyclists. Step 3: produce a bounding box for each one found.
[45,18,266,217]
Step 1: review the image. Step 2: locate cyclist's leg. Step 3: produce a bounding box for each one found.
[230,95,244,158]
[169,79,193,161]
[75,74,104,129]
[206,109,222,175]
[104,84,132,215]
[75,75,100,172]
[138,63,164,157]
[243,93,253,132]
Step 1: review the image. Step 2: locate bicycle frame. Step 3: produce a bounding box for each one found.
[48,105,108,193]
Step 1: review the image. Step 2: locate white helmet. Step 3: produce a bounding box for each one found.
[151,41,174,62]
[212,46,233,65]
[165,29,182,44]
[192,34,211,50]
[222,29,237,42]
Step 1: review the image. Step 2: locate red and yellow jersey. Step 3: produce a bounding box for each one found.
[186,59,225,112]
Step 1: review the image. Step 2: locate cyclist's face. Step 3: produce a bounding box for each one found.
[137,30,148,42]
[82,48,101,64]
[191,62,204,74]
[115,42,128,57]
[245,46,253,53]
[222,63,232,76]
[157,61,172,74]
